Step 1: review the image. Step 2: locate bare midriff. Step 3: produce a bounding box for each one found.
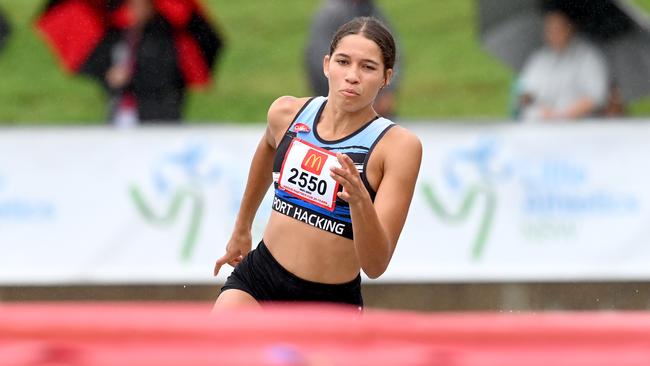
[263,211,361,284]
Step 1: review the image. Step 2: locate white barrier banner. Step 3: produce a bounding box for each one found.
[0,127,266,284]
[0,123,649,284]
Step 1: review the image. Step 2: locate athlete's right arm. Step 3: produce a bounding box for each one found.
[213,96,307,276]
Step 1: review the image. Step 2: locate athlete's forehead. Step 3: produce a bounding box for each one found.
[331,34,383,65]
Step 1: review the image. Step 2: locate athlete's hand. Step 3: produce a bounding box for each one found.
[330,153,370,204]
[213,230,252,276]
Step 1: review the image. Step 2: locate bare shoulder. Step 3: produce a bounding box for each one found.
[382,125,423,161]
[368,125,422,190]
[267,96,312,135]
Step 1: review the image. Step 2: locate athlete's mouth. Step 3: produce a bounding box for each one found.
[340,88,359,96]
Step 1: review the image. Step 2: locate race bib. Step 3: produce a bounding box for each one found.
[278,139,340,211]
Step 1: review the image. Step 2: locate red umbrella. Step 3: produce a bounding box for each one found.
[36,0,224,88]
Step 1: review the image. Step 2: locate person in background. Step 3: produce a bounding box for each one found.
[104,0,185,126]
[305,0,401,119]
[517,6,608,121]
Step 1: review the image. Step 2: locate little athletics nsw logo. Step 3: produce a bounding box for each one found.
[421,137,511,261]
[129,143,222,262]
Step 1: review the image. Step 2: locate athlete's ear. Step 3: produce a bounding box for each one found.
[383,68,393,88]
[323,54,330,79]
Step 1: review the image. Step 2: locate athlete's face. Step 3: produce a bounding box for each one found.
[324,34,392,112]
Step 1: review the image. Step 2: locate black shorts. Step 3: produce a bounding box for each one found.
[221,240,363,307]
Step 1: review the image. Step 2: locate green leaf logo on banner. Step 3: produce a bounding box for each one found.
[129,185,203,262]
[422,182,496,260]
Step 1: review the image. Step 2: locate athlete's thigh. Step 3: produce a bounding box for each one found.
[212,289,260,311]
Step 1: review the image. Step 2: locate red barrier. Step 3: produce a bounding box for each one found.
[2,302,650,366]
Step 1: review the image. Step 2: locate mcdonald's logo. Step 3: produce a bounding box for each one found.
[301,149,327,175]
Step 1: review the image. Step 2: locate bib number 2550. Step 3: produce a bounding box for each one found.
[287,168,327,195]
[278,138,340,211]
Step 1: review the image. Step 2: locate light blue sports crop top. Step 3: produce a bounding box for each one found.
[271,96,395,239]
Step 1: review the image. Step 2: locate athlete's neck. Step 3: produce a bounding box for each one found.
[318,103,376,140]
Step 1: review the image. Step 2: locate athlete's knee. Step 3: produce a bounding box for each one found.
[212,289,260,312]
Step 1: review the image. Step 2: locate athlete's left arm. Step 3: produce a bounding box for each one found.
[331,127,422,278]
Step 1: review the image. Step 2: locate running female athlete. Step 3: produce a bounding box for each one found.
[213,16,421,308]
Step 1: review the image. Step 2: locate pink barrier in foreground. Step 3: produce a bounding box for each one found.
[2,302,650,366]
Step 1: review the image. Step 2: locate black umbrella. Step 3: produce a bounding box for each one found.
[478,0,650,102]
[544,0,634,40]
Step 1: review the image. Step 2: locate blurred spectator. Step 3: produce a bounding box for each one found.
[0,7,10,52]
[517,7,609,122]
[305,0,401,118]
[104,0,185,126]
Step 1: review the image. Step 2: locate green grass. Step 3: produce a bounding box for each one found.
[1,0,650,124]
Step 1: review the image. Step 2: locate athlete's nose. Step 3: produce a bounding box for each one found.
[344,66,360,85]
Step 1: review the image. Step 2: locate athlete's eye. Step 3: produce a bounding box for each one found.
[336,59,349,65]
[363,64,377,71]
